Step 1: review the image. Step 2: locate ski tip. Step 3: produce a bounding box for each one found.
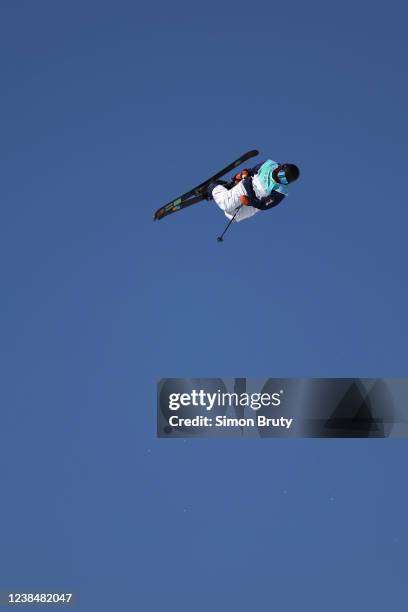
[154,210,165,221]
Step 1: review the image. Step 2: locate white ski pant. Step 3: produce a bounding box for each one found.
[212,181,259,223]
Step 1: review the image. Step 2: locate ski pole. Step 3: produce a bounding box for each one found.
[217,206,242,242]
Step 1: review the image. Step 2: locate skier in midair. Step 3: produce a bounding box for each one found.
[206,159,300,222]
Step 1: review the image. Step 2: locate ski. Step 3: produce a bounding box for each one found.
[153,149,259,221]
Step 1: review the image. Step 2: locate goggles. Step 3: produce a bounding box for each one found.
[276,166,289,185]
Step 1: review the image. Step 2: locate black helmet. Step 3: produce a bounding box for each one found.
[274,163,300,185]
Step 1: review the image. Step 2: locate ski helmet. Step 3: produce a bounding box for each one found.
[273,163,300,185]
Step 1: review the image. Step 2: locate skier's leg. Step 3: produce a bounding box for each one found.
[211,181,246,214]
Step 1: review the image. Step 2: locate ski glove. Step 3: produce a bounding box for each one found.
[234,169,250,183]
[239,195,251,206]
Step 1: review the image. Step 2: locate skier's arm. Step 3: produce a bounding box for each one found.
[233,162,264,184]
[240,191,285,209]
[250,191,285,210]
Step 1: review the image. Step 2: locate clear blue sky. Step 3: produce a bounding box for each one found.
[1,1,407,609]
